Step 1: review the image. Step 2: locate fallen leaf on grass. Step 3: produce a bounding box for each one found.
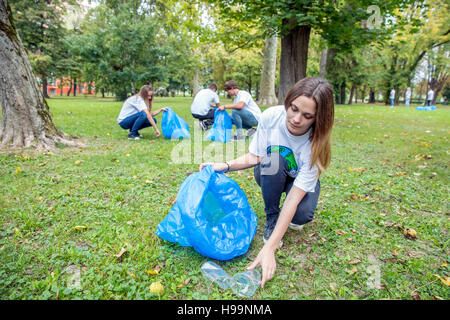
[74,160,81,165]
[177,278,191,289]
[72,226,88,230]
[392,249,399,256]
[114,247,127,260]
[433,295,444,300]
[346,266,358,274]
[147,265,161,275]
[127,271,136,279]
[15,167,21,174]
[440,261,447,267]
[410,291,421,300]
[350,193,358,200]
[435,275,450,286]
[347,259,362,265]
[335,230,346,236]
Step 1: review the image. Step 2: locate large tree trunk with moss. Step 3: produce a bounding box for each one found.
[278,21,311,104]
[257,34,278,106]
[0,0,80,149]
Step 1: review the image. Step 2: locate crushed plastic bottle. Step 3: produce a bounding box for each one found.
[201,261,261,297]
[231,269,261,298]
[201,261,233,290]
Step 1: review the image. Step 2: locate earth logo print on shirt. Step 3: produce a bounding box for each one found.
[267,145,298,177]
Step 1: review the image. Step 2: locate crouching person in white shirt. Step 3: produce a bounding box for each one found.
[191,84,220,131]
[200,77,335,288]
[116,85,167,140]
[220,80,262,141]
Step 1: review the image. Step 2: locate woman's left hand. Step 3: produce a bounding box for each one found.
[161,107,168,112]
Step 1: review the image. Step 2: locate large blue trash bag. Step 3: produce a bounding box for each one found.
[155,165,258,260]
[161,107,190,139]
[206,110,232,143]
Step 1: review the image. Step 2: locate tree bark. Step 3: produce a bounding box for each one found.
[67,78,72,96]
[348,85,355,105]
[0,0,81,149]
[257,34,278,106]
[369,89,375,103]
[42,76,50,99]
[278,21,311,104]
[319,47,328,78]
[73,78,77,97]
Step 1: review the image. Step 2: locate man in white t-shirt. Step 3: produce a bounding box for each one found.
[427,89,434,106]
[220,80,262,141]
[191,84,220,131]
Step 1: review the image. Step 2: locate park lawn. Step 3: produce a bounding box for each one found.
[0,95,448,300]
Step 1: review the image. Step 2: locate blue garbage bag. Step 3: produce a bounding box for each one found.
[161,107,190,139]
[206,110,232,143]
[416,106,436,111]
[155,165,257,260]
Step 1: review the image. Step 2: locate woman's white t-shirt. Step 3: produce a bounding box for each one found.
[249,105,319,193]
[117,95,148,123]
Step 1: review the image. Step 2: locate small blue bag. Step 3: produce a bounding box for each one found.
[161,107,190,139]
[206,110,232,143]
[156,166,257,260]
[416,106,436,111]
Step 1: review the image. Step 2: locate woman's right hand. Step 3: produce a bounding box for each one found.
[199,162,228,172]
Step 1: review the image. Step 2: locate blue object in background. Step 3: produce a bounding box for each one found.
[206,110,232,143]
[161,107,190,139]
[416,106,436,111]
[156,166,258,261]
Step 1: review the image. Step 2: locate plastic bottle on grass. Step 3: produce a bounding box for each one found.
[201,261,233,290]
[201,261,261,297]
[231,269,261,298]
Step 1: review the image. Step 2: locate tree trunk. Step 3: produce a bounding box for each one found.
[131,81,136,95]
[278,21,311,104]
[319,47,328,78]
[192,70,200,97]
[339,82,346,105]
[369,89,375,103]
[257,34,278,106]
[354,87,358,103]
[42,76,50,99]
[67,78,72,96]
[101,88,105,98]
[361,85,366,103]
[348,85,355,105]
[0,0,80,149]
[73,78,77,97]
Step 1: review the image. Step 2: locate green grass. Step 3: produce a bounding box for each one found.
[0,95,448,300]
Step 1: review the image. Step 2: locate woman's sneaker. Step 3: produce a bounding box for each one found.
[128,133,140,140]
[289,223,304,231]
[263,213,283,248]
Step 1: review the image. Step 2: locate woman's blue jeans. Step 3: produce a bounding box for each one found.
[254,153,320,225]
[119,111,156,135]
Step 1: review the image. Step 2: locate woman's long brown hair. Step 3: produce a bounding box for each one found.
[138,85,153,109]
[284,77,335,176]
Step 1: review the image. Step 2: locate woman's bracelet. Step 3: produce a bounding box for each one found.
[225,162,230,173]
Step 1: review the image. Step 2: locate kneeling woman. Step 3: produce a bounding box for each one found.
[117,85,166,140]
[200,77,334,287]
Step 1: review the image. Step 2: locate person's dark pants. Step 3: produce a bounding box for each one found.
[192,109,215,127]
[427,100,432,106]
[119,111,156,136]
[254,153,320,225]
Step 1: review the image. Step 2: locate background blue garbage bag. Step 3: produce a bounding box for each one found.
[161,107,190,139]
[155,166,257,260]
[206,110,232,143]
[416,106,436,111]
